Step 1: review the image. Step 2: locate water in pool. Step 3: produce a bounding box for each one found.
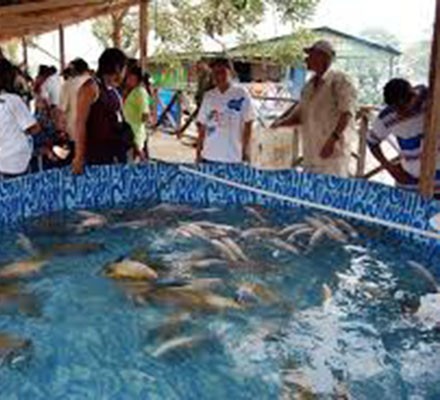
[0,203,439,399]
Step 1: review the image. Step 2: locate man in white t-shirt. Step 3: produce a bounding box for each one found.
[196,58,256,163]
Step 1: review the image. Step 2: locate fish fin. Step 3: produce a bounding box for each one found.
[16,234,38,256]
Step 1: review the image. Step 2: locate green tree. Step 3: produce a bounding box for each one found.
[91,0,319,64]
[1,39,20,64]
[92,8,139,57]
[349,28,401,104]
[402,40,431,84]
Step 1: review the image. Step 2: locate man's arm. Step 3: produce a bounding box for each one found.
[271,103,301,128]
[72,80,97,175]
[196,123,206,163]
[242,121,253,162]
[369,143,412,184]
[320,111,353,159]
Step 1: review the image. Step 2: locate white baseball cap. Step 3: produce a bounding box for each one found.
[304,40,336,58]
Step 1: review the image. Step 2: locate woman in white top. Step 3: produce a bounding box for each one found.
[0,59,40,177]
[60,58,91,142]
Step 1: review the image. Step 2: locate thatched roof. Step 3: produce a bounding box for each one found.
[0,0,138,42]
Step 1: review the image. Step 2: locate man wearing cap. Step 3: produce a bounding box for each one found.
[196,58,256,163]
[272,40,357,177]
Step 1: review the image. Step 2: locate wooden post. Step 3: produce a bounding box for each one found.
[21,37,28,71]
[356,109,370,178]
[111,10,126,49]
[58,24,65,71]
[419,0,440,197]
[139,0,149,71]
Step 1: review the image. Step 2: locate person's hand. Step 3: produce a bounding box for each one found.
[388,163,413,185]
[72,156,84,175]
[270,119,282,129]
[320,136,337,159]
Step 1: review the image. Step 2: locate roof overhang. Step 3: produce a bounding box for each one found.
[0,0,139,42]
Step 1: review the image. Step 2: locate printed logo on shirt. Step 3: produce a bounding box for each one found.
[227,97,245,112]
[208,109,219,122]
[207,125,216,136]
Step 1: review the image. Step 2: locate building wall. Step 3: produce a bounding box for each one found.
[318,30,399,105]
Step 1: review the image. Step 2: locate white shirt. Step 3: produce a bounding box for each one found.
[367,86,440,179]
[60,74,91,141]
[299,69,357,175]
[197,84,256,163]
[0,93,35,175]
[41,74,62,107]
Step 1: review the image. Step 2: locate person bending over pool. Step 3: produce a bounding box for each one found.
[367,78,440,196]
[72,48,129,174]
[196,57,256,164]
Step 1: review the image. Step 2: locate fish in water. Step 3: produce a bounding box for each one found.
[44,242,104,256]
[322,284,333,305]
[16,234,38,256]
[287,227,315,243]
[334,217,358,239]
[192,221,239,234]
[323,225,348,244]
[0,332,32,367]
[0,284,41,317]
[244,205,267,224]
[269,238,300,255]
[151,335,206,358]
[105,259,158,281]
[408,260,439,293]
[278,223,309,238]
[149,287,241,312]
[146,312,193,342]
[236,282,278,305]
[0,259,47,280]
[308,227,328,248]
[220,237,249,262]
[189,258,228,269]
[76,210,108,232]
[210,239,240,262]
[184,278,224,291]
[241,227,278,239]
[304,216,327,231]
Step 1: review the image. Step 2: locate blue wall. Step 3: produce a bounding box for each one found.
[1,163,439,262]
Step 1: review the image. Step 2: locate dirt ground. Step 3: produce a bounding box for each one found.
[148,127,396,188]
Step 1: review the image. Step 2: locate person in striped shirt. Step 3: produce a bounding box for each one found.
[367,78,439,195]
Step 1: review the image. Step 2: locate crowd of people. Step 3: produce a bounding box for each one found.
[0,41,438,197]
[0,48,153,177]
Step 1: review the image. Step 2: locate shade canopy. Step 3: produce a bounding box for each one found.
[0,0,138,41]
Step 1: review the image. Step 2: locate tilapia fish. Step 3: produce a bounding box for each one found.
[241,227,278,239]
[76,210,108,232]
[44,242,104,256]
[105,259,158,280]
[0,332,32,367]
[236,282,278,304]
[151,335,207,358]
[0,284,41,316]
[149,287,241,312]
[0,259,47,280]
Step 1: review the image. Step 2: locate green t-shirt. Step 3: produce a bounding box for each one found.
[123,85,151,148]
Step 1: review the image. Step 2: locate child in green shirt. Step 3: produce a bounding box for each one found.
[123,65,152,161]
